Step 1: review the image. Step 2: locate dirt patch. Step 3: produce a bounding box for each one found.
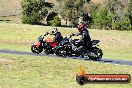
[0,40,32,45]
[0,57,15,63]
[91,0,103,3]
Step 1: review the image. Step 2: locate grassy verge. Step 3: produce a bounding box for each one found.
[0,54,132,88]
[0,23,132,60]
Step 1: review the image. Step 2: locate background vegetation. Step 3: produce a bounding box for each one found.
[21,0,53,24]
[83,0,132,30]
[0,0,132,87]
[21,0,132,30]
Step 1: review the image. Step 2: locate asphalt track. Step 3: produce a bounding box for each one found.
[0,49,132,66]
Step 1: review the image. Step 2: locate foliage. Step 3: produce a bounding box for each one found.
[93,7,110,29]
[49,16,61,26]
[55,0,89,26]
[46,12,58,26]
[89,0,132,30]
[21,0,53,24]
[127,0,132,26]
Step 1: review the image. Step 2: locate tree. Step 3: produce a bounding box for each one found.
[49,16,61,26]
[94,7,111,29]
[55,0,88,26]
[122,0,132,30]
[128,0,132,26]
[46,12,58,26]
[93,0,131,30]
[82,0,131,30]
[21,0,53,24]
[104,0,131,30]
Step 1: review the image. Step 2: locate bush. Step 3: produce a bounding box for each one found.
[21,0,50,25]
[114,19,131,30]
[114,22,121,30]
[46,12,58,26]
[92,7,112,29]
[121,19,132,30]
[49,16,61,26]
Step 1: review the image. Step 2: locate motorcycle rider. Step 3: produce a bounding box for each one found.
[47,28,63,44]
[73,22,92,52]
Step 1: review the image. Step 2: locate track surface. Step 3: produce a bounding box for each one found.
[0,49,132,66]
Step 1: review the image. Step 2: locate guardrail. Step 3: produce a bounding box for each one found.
[0,9,21,16]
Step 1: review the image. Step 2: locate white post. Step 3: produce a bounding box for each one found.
[13,10,15,15]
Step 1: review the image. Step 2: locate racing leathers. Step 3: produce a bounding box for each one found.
[75,29,92,51]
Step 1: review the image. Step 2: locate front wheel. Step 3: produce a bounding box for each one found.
[31,45,43,54]
[88,47,103,61]
[55,46,66,57]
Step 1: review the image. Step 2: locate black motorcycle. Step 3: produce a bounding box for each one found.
[55,34,103,60]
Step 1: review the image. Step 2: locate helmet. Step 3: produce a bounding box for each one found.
[77,22,86,32]
[52,28,58,34]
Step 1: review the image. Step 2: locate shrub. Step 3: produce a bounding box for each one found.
[21,0,51,25]
[46,12,58,26]
[49,16,61,26]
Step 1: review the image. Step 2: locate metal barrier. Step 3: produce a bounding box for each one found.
[0,9,21,16]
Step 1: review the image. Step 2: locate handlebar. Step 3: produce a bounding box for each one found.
[67,33,76,40]
[44,32,53,36]
[69,33,77,38]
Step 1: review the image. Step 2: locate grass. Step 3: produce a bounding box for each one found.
[0,23,132,60]
[0,1,131,87]
[0,53,132,88]
[0,23,131,87]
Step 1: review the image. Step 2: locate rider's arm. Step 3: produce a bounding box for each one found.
[82,30,88,38]
[50,33,60,43]
[76,33,81,36]
[44,32,51,36]
[76,31,88,42]
[72,33,81,36]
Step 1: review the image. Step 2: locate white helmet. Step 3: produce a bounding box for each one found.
[52,28,58,34]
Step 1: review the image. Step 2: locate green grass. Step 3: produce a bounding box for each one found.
[0,54,132,88]
[0,23,132,87]
[0,1,131,87]
[0,23,132,60]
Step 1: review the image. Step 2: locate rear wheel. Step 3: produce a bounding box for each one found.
[88,47,103,61]
[44,48,53,55]
[31,45,43,54]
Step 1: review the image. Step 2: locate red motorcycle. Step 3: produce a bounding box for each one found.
[31,33,58,54]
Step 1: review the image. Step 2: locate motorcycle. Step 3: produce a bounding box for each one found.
[55,34,103,61]
[31,33,59,54]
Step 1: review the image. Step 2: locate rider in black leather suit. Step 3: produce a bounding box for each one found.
[74,22,92,51]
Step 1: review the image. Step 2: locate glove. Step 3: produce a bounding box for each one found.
[75,41,78,44]
[46,32,49,35]
[76,33,80,36]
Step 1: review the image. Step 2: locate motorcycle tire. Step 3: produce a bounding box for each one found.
[31,45,43,54]
[44,49,53,55]
[55,46,66,57]
[88,47,103,61]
